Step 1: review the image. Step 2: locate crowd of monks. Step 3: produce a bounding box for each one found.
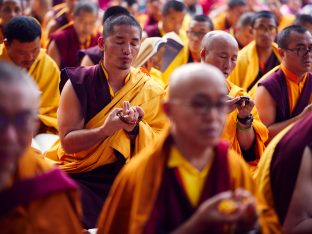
[0,0,311,233]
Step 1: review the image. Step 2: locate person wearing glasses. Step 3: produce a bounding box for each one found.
[97,63,278,234]
[255,25,312,142]
[201,30,268,175]
[185,14,213,63]
[228,11,282,92]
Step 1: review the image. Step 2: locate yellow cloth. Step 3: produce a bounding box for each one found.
[96,130,280,234]
[212,11,227,30]
[149,67,165,88]
[280,63,308,113]
[168,146,211,207]
[278,15,295,32]
[45,67,169,173]
[0,47,60,132]
[228,41,281,91]
[223,80,268,174]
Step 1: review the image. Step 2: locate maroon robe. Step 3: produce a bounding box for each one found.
[144,24,162,37]
[258,69,312,123]
[144,139,231,233]
[270,113,312,224]
[78,46,102,66]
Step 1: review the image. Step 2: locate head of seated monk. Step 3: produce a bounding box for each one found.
[200,30,238,78]
[226,0,248,28]
[234,12,255,48]
[293,14,312,34]
[251,10,278,49]
[277,25,312,77]
[4,16,41,70]
[0,0,22,28]
[72,0,98,44]
[65,0,78,13]
[99,14,142,71]
[146,0,164,22]
[102,5,130,24]
[187,14,214,58]
[0,61,39,190]
[163,63,228,150]
[161,0,186,35]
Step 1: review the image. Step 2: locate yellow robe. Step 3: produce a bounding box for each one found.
[0,148,82,234]
[212,11,228,30]
[278,15,295,32]
[228,41,281,91]
[223,80,268,174]
[96,129,280,234]
[0,48,60,132]
[45,68,169,173]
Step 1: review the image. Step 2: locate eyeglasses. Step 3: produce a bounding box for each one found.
[285,46,312,57]
[187,31,207,38]
[253,25,277,34]
[170,99,228,114]
[0,111,37,131]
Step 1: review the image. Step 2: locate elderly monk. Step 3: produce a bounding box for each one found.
[97,63,279,234]
[228,11,282,92]
[0,16,60,136]
[201,31,268,174]
[254,113,312,233]
[0,61,82,233]
[255,25,312,142]
[45,14,168,228]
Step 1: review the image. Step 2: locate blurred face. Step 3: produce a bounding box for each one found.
[101,25,141,70]
[0,82,37,187]
[166,76,228,148]
[267,0,281,16]
[187,20,212,53]
[281,31,312,75]
[65,0,77,12]
[5,38,41,70]
[73,11,98,42]
[227,5,248,27]
[202,39,238,77]
[162,9,185,34]
[147,0,164,20]
[0,0,22,27]
[288,0,302,13]
[253,17,277,49]
[235,25,254,47]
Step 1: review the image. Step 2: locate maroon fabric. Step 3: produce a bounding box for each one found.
[259,69,312,123]
[50,24,99,70]
[144,139,230,234]
[53,8,69,26]
[61,64,111,124]
[0,169,77,216]
[144,14,158,28]
[270,113,312,225]
[78,46,102,65]
[144,24,162,37]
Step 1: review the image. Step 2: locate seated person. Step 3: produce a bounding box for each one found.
[0,61,82,233]
[293,13,312,34]
[233,12,255,50]
[97,63,279,234]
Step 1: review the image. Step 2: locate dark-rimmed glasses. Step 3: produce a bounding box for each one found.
[285,46,312,57]
[253,25,277,34]
[187,31,207,39]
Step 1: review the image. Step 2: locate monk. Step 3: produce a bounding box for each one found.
[201,31,268,173]
[255,25,312,141]
[233,12,255,50]
[267,0,295,32]
[48,1,99,70]
[212,0,248,32]
[45,14,168,228]
[293,14,312,34]
[228,11,282,92]
[185,14,213,63]
[0,16,60,136]
[97,63,279,234]
[254,113,312,233]
[0,61,82,233]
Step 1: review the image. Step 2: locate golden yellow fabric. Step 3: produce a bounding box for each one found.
[168,146,212,207]
[0,147,82,234]
[278,15,295,32]
[0,48,60,132]
[45,67,169,173]
[96,130,280,234]
[280,63,308,113]
[228,41,281,91]
[223,80,268,174]
[212,11,227,30]
[150,67,165,88]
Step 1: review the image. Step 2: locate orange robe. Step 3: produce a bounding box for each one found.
[97,130,279,234]
[0,148,82,233]
[223,80,268,174]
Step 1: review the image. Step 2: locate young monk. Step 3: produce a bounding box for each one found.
[97,63,279,234]
[0,61,82,233]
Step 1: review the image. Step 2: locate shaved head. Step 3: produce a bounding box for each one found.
[201,30,238,52]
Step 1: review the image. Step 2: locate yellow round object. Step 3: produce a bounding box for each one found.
[218,199,238,215]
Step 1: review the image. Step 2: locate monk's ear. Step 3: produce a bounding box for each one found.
[3,39,9,48]
[98,37,104,51]
[200,49,206,61]
[278,48,285,58]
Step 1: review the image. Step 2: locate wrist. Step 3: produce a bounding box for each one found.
[237,114,253,126]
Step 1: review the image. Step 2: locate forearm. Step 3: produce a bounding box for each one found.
[284,219,312,234]
[237,123,256,151]
[267,116,299,141]
[171,214,205,234]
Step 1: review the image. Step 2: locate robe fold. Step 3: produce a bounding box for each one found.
[97,130,279,234]
[0,148,82,234]
[228,41,281,92]
[223,80,268,173]
[78,45,102,65]
[258,68,312,123]
[0,48,60,133]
